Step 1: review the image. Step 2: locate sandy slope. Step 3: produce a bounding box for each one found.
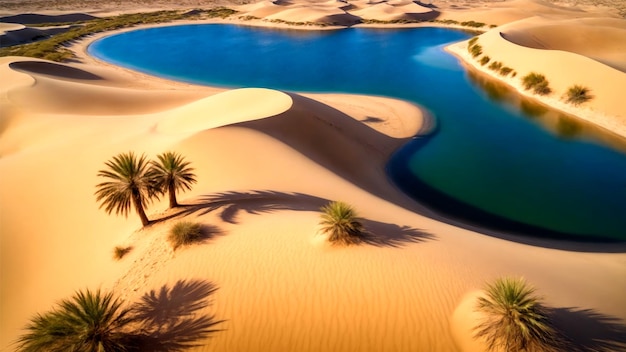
[1,1,626,351]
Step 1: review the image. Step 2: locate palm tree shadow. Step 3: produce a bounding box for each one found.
[126,280,224,352]
[549,307,626,351]
[195,224,224,244]
[361,219,436,248]
[179,190,330,224]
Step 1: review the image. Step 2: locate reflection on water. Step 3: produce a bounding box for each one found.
[467,69,626,152]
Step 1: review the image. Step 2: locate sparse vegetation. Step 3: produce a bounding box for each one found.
[479,56,491,66]
[0,8,238,62]
[168,221,205,250]
[499,66,513,76]
[468,37,478,46]
[522,72,552,95]
[469,44,483,57]
[564,85,593,106]
[461,20,486,28]
[319,201,365,246]
[474,277,564,352]
[488,61,502,71]
[113,245,133,260]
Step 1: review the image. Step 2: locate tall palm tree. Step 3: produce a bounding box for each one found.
[148,151,197,208]
[474,277,563,352]
[17,289,134,352]
[319,201,365,245]
[95,152,156,226]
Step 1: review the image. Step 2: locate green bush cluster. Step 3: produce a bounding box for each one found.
[461,20,486,28]
[564,85,593,105]
[499,66,513,76]
[168,221,205,250]
[479,56,491,66]
[0,8,238,62]
[468,43,483,58]
[488,61,502,71]
[522,72,552,95]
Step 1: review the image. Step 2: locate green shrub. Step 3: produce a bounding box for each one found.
[168,221,205,250]
[319,201,365,246]
[469,44,483,58]
[468,37,479,46]
[522,73,552,95]
[488,61,502,71]
[480,56,491,66]
[499,66,513,76]
[113,246,132,260]
[461,20,486,28]
[564,85,593,105]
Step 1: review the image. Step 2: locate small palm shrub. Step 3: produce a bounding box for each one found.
[168,221,204,250]
[319,201,365,245]
[564,85,593,106]
[474,277,563,352]
[522,72,552,95]
[480,56,491,66]
[17,289,133,351]
[113,246,132,260]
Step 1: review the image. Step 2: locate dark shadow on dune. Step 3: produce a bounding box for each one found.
[549,307,626,352]
[362,116,385,123]
[194,224,224,244]
[180,190,330,224]
[9,61,103,80]
[361,219,435,247]
[405,10,440,22]
[125,280,224,352]
[0,13,97,25]
[325,13,362,26]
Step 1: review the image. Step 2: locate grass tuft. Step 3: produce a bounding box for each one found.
[479,56,490,66]
[488,61,502,71]
[564,85,593,106]
[469,44,483,58]
[319,201,365,246]
[168,221,205,250]
[522,72,552,95]
[113,246,132,260]
[499,66,513,76]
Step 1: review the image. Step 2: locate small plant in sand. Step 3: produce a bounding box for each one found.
[168,221,205,250]
[499,66,513,77]
[522,72,552,95]
[319,201,365,245]
[488,61,502,71]
[480,56,491,66]
[564,85,593,106]
[461,20,486,28]
[113,245,133,260]
[469,44,483,58]
[95,152,159,227]
[17,289,133,351]
[474,277,564,352]
[148,151,197,208]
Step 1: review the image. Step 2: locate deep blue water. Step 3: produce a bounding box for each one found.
[89,24,626,241]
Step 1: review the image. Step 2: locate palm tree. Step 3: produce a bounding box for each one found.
[319,201,365,245]
[148,151,197,208]
[474,277,563,352]
[95,152,156,226]
[17,289,134,352]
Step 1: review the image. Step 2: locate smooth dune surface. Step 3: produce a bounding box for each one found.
[1,0,626,351]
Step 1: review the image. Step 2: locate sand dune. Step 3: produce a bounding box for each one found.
[1,1,626,351]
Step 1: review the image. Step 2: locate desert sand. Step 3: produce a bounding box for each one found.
[1,1,626,351]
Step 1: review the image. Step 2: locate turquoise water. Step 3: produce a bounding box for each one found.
[89,24,626,241]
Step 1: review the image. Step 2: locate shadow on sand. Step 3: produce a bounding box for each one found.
[126,279,224,351]
[157,190,435,248]
[550,307,626,352]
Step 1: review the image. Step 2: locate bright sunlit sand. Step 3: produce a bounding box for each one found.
[1,0,626,351]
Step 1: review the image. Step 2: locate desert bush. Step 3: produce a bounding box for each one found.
[499,66,513,76]
[474,277,564,351]
[522,72,552,95]
[564,85,593,106]
[168,221,204,250]
[113,246,132,260]
[319,201,365,246]
[488,61,502,71]
[469,44,483,58]
[468,37,479,46]
[461,20,486,28]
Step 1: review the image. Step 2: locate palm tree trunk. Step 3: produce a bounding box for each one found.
[132,192,150,226]
[168,182,178,208]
